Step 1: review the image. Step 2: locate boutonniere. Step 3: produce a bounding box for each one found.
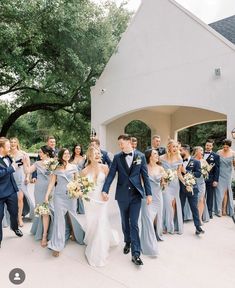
[209,156,214,161]
[133,155,142,165]
[189,162,194,167]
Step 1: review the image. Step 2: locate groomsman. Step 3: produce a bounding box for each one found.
[0,137,23,248]
[179,144,205,235]
[151,135,166,156]
[90,138,112,167]
[131,137,138,151]
[204,139,220,219]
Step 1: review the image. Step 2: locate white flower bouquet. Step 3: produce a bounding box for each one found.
[184,172,196,193]
[34,202,51,217]
[67,176,94,200]
[161,169,177,190]
[44,158,59,173]
[201,163,214,179]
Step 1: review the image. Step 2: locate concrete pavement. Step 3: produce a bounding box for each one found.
[1,184,235,288]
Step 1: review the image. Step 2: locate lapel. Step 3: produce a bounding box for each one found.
[186,158,194,172]
[129,150,138,175]
[206,152,213,163]
[0,157,7,168]
[119,153,130,175]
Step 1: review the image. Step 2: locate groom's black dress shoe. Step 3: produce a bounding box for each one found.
[13,229,23,237]
[123,243,131,254]
[132,256,143,266]
[195,227,205,235]
[232,214,235,224]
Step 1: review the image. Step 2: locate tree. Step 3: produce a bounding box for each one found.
[0,0,131,136]
[125,120,151,152]
[178,121,226,150]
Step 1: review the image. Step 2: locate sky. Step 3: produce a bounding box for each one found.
[95,0,235,24]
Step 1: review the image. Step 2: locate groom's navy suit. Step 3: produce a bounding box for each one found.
[103,150,152,257]
[0,156,19,242]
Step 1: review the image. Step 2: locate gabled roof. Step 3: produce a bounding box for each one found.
[209,15,235,45]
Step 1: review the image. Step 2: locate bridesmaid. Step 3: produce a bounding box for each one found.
[140,149,164,257]
[70,144,86,214]
[160,140,183,234]
[192,146,210,223]
[214,139,235,217]
[45,148,84,257]
[10,137,34,226]
[25,146,54,247]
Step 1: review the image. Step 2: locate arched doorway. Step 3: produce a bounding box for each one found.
[178,121,227,150]
[125,120,151,152]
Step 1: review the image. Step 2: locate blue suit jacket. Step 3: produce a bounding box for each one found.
[100,149,112,167]
[180,158,201,193]
[102,150,152,202]
[205,152,220,183]
[0,156,18,199]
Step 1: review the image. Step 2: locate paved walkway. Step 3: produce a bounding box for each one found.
[1,184,235,288]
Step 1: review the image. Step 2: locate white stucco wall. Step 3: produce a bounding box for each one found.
[91,0,235,151]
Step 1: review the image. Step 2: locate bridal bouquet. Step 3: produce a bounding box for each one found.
[201,163,214,179]
[183,172,196,193]
[44,158,59,173]
[34,202,51,217]
[161,169,177,190]
[67,176,94,201]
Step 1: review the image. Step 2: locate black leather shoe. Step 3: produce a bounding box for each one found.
[123,243,131,254]
[13,229,23,237]
[232,214,235,224]
[195,227,205,235]
[209,214,213,219]
[132,256,143,266]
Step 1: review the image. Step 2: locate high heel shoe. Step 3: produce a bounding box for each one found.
[18,217,24,227]
[52,250,60,257]
[41,235,48,248]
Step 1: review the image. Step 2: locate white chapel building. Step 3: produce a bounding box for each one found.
[91,0,235,152]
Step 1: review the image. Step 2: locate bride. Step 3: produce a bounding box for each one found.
[80,146,119,267]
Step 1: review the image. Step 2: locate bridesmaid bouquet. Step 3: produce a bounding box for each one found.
[201,162,214,179]
[34,202,51,217]
[183,172,196,193]
[67,176,94,201]
[161,169,177,190]
[44,158,59,174]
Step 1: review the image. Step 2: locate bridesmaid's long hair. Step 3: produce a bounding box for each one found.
[57,148,69,168]
[145,148,161,165]
[9,137,21,151]
[192,146,203,158]
[41,145,54,158]
[70,143,84,161]
[166,139,180,159]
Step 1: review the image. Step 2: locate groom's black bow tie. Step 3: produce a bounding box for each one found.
[183,158,188,162]
[123,152,133,157]
[204,152,210,154]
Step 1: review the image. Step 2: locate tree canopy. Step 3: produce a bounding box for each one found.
[0,0,131,145]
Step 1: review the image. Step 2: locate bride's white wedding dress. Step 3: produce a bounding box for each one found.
[84,172,119,267]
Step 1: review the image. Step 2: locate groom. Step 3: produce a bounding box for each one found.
[102,134,152,266]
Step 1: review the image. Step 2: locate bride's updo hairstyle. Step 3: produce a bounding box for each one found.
[86,146,101,165]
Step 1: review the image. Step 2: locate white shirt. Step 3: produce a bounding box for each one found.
[0,154,9,167]
[183,156,191,170]
[204,151,211,160]
[125,151,134,168]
